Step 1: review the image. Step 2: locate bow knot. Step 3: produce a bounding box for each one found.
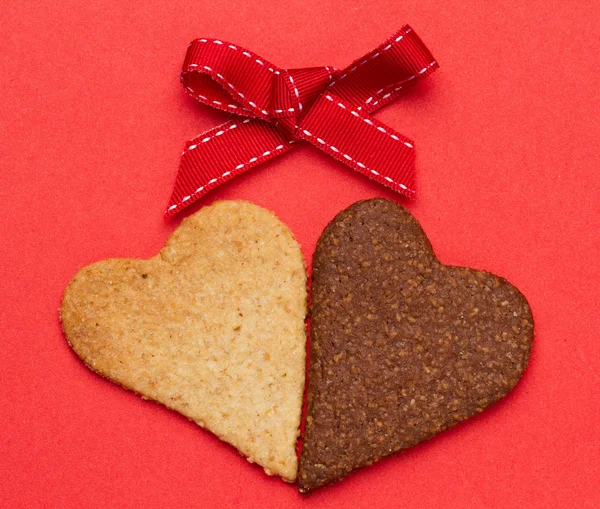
[168,25,438,216]
[269,67,334,139]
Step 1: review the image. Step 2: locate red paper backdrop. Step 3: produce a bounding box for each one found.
[1,1,599,507]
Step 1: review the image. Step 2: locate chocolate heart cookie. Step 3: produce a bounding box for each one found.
[299,198,533,492]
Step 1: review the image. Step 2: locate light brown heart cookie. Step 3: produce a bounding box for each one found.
[299,198,534,492]
[61,200,307,481]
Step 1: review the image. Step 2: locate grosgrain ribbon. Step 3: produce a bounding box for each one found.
[166,25,438,217]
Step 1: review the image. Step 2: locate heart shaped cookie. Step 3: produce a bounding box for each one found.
[61,201,307,481]
[299,198,534,492]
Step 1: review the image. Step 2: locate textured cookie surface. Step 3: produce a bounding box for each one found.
[299,198,533,492]
[61,201,307,481]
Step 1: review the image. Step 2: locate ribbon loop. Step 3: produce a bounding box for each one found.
[328,26,438,114]
[167,25,438,217]
[182,38,280,119]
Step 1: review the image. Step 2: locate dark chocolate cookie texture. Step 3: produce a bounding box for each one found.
[299,198,533,492]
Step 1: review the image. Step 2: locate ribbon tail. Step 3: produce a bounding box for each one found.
[297,93,416,198]
[165,118,294,217]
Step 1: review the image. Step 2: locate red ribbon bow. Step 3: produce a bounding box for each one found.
[166,25,438,216]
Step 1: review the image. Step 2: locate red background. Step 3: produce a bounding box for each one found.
[1,1,599,507]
